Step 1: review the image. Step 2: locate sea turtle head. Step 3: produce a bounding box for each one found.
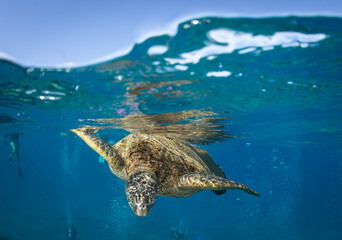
[125,170,157,217]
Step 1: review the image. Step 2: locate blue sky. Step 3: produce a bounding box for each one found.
[1,0,341,67]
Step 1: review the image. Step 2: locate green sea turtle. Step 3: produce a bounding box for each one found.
[71,125,260,217]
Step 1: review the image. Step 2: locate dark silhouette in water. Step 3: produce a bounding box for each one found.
[2,133,24,178]
[169,220,202,240]
[169,227,189,240]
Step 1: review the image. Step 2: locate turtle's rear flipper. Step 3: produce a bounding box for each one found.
[212,190,226,195]
[177,172,260,197]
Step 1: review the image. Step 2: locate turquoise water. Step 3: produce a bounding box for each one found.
[0,16,342,239]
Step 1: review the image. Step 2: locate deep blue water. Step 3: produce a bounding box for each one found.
[1,16,342,240]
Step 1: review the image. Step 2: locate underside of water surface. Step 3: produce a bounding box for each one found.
[0,16,341,240]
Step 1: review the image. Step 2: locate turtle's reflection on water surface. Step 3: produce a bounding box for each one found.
[80,110,231,145]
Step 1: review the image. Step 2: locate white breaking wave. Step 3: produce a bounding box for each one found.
[165,29,328,65]
[206,71,232,77]
[147,45,169,55]
[0,51,19,63]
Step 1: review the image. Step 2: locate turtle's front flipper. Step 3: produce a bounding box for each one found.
[71,128,124,172]
[176,172,260,197]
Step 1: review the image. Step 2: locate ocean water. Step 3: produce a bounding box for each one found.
[0,16,342,240]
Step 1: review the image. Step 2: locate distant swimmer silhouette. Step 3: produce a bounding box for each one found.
[66,226,78,240]
[2,133,24,178]
[71,111,260,217]
[169,220,202,240]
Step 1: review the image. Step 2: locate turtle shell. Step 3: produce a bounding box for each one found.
[113,133,225,178]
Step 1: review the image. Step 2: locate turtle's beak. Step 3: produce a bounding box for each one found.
[130,203,153,217]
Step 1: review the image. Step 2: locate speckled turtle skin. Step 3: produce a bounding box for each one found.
[71,128,260,216]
